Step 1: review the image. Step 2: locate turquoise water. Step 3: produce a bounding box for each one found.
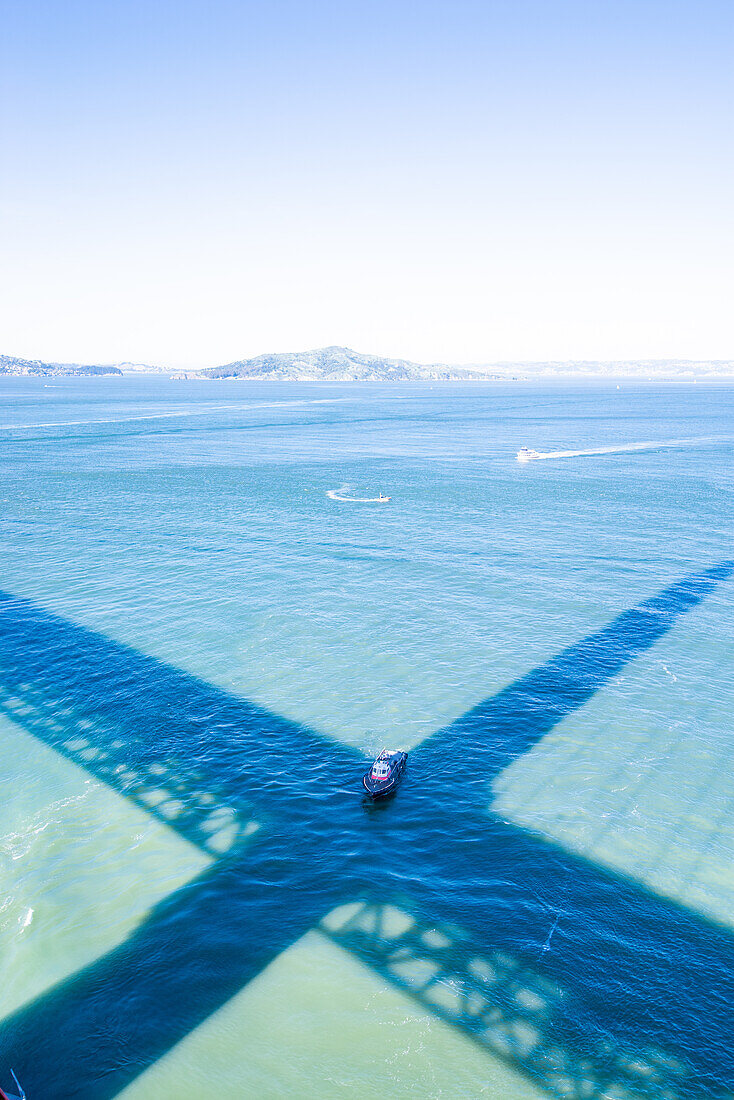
[0,377,732,1098]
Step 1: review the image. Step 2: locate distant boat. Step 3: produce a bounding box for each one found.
[326,485,392,503]
[517,447,540,462]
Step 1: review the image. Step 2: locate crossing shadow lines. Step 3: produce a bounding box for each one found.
[0,562,731,1097]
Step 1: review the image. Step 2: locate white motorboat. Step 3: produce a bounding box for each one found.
[517,447,540,462]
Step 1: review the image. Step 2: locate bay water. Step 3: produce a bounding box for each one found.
[0,377,732,1098]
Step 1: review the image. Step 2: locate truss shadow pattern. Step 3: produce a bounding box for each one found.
[0,563,731,1098]
[322,898,700,1100]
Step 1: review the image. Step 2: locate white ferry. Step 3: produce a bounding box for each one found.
[517,447,541,462]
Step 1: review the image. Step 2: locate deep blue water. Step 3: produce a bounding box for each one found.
[0,378,732,1099]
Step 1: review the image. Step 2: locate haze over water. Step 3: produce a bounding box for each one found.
[0,377,732,1099]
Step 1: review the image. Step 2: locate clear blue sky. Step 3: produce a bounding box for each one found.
[1,0,732,367]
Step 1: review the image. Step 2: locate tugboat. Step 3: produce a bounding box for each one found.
[0,1070,25,1100]
[517,447,541,462]
[363,749,408,799]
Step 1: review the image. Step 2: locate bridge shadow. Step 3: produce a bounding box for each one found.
[0,563,731,1097]
[415,561,734,789]
[321,895,707,1099]
[397,813,734,1098]
[1,843,348,1100]
[0,590,362,851]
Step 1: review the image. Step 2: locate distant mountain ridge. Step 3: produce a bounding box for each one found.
[0,354,172,377]
[202,346,734,381]
[2,347,733,380]
[202,346,497,381]
[0,354,134,377]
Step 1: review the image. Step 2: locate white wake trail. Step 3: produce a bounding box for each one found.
[327,483,391,503]
[527,436,719,461]
[0,397,346,432]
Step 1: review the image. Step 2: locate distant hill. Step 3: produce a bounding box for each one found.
[201,346,495,381]
[0,354,123,377]
[3,346,732,381]
[200,346,734,382]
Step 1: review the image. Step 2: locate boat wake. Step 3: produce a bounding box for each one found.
[327,483,391,503]
[522,436,718,461]
[0,398,347,432]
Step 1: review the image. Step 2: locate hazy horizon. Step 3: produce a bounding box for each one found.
[3,343,734,380]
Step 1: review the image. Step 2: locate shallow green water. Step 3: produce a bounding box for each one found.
[0,378,732,1098]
